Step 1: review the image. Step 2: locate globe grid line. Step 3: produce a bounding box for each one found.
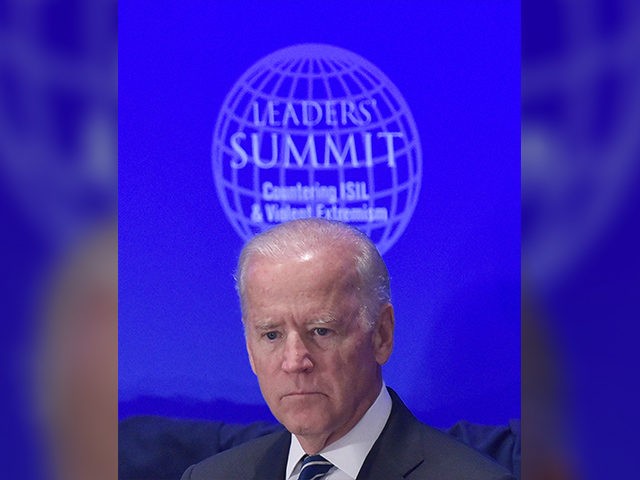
[215,60,288,239]
[317,57,347,212]
[231,63,396,99]
[340,59,407,244]
[325,57,378,229]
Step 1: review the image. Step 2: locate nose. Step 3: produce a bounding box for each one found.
[281,333,314,373]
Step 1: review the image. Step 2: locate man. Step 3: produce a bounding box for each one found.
[182,218,513,479]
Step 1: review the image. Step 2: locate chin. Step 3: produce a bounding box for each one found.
[287,424,325,437]
[282,416,328,436]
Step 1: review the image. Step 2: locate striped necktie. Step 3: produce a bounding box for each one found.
[298,454,334,480]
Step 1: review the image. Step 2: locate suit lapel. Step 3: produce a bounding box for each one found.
[357,388,425,480]
[252,430,291,480]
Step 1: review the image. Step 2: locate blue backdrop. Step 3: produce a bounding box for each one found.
[119,0,520,428]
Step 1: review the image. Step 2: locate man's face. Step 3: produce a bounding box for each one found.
[243,246,393,448]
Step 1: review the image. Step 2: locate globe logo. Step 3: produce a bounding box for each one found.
[211,43,422,254]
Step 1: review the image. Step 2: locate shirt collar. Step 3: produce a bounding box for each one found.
[286,383,392,479]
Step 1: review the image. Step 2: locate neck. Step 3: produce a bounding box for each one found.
[296,380,383,454]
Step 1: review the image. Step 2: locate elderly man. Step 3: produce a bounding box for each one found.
[182,218,513,480]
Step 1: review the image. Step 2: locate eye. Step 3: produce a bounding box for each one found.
[313,327,330,337]
[265,331,279,341]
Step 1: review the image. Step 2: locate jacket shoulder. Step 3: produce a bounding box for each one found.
[376,389,514,479]
[181,430,289,480]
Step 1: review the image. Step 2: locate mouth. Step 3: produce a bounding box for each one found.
[281,391,325,399]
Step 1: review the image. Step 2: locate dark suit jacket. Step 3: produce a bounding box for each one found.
[181,389,514,479]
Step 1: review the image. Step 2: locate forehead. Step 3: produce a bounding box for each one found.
[243,246,362,311]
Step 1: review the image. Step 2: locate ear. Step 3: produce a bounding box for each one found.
[372,303,394,365]
[245,332,257,375]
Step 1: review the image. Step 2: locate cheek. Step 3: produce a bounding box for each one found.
[251,351,283,388]
[338,335,374,364]
[248,339,276,368]
[332,340,377,383]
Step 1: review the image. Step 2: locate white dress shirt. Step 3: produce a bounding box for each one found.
[285,383,392,480]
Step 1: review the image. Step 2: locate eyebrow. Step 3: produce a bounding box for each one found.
[308,315,339,325]
[252,320,281,331]
[251,315,340,330]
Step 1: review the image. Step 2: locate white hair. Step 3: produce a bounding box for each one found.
[235,219,390,328]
